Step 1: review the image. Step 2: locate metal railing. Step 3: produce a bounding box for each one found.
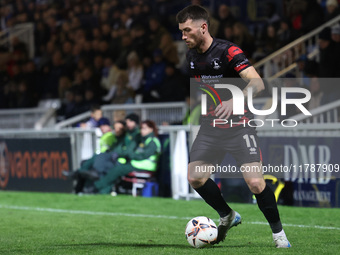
[254,15,340,80]
[290,99,340,124]
[56,102,188,129]
[34,108,56,130]
[0,108,52,129]
[0,23,34,59]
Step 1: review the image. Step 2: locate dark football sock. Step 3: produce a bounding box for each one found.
[194,178,232,217]
[255,184,282,233]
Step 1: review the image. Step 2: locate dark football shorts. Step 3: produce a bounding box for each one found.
[189,127,262,166]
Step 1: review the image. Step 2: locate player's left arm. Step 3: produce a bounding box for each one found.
[239,66,265,101]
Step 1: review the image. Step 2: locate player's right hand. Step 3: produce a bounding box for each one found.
[214,99,233,119]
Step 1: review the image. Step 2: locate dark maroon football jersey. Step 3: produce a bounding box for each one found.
[187,38,254,133]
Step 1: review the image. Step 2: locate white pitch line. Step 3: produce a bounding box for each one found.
[1,204,339,231]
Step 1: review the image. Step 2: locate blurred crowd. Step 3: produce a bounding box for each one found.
[0,0,339,120]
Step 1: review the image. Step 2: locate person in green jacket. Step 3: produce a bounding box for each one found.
[91,113,142,174]
[112,113,141,161]
[98,117,116,153]
[92,120,161,194]
[62,120,126,193]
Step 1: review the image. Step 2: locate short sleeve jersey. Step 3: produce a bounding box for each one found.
[187,38,253,133]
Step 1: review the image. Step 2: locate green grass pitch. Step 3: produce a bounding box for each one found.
[0,191,339,255]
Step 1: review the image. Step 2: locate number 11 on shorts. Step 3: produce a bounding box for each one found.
[243,134,257,148]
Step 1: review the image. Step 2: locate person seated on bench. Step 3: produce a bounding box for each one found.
[62,120,126,192]
[91,120,161,194]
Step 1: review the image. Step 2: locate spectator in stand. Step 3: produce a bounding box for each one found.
[130,3,148,29]
[222,24,234,42]
[318,27,338,78]
[101,57,119,92]
[39,41,56,69]
[263,24,280,55]
[295,55,310,88]
[62,40,75,73]
[148,16,179,65]
[127,51,143,93]
[266,3,281,27]
[98,40,110,59]
[331,24,340,85]
[108,27,121,61]
[71,43,82,67]
[314,27,340,105]
[81,66,99,93]
[115,33,133,69]
[34,21,50,57]
[130,24,150,60]
[22,60,40,103]
[288,0,304,38]
[81,41,95,63]
[216,4,237,39]
[57,87,76,121]
[232,22,256,59]
[120,11,133,30]
[79,104,103,129]
[15,80,35,108]
[93,55,104,84]
[325,0,340,22]
[44,50,66,98]
[100,23,112,41]
[59,21,72,45]
[110,71,134,105]
[92,27,102,41]
[58,76,72,99]
[277,17,293,48]
[332,23,340,42]
[71,88,89,117]
[303,59,319,78]
[83,87,101,110]
[142,49,166,103]
[300,0,324,34]
[160,63,188,102]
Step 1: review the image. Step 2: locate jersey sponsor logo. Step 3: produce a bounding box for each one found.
[195,74,223,84]
[227,46,244,61]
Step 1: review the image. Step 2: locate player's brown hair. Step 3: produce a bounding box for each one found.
[176,5,210,26]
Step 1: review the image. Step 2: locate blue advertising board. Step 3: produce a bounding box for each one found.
[259,137,340,207]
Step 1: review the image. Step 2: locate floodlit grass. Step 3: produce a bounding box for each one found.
[0,191,339,255]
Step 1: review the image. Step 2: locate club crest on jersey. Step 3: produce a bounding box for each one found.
[190,61,195,69]
[211,58,221,70]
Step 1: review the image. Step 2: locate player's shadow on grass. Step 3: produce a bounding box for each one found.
[55,242,227,249]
